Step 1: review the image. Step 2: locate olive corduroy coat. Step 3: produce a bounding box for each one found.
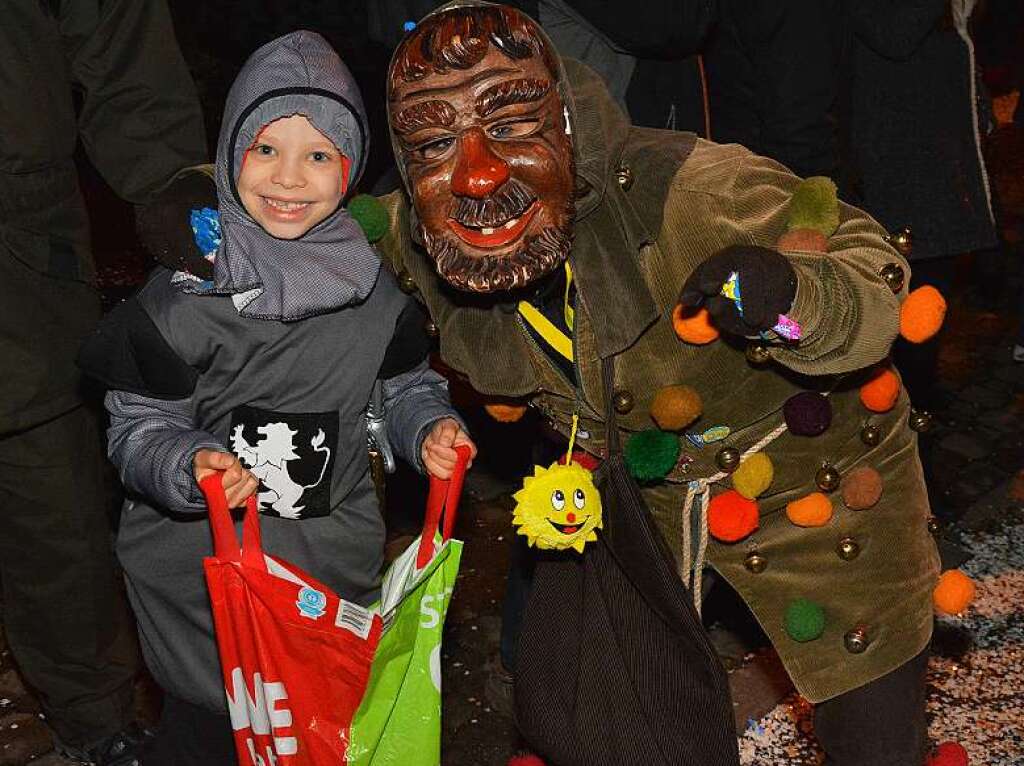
[378,59,940,703]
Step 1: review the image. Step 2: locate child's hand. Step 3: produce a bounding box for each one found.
[194,449,259,508]
[421,418,476,480]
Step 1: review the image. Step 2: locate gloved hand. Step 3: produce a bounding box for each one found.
[135,167,217,280]
[678,245,798,338]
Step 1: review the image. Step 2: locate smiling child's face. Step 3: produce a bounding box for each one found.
[237,114,350,240]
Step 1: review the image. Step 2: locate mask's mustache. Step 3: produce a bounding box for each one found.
[449,179,536,228]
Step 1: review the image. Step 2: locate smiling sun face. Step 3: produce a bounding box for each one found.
[512,462,602,553]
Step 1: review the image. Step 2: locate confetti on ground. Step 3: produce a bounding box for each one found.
[739,513,1024,765]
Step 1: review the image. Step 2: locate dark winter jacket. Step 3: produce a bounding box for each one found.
[840,0,998,259]
[0,0,205,433]
[704,0,841,178]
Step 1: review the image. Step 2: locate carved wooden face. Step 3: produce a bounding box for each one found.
[390,42,575,293]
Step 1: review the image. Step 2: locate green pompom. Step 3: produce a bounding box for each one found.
[624,429,680,482]
[784,598,825,643]
[786,177,839,237]
[347,194,389,242]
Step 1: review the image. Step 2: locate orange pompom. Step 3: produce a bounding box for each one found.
[673,304,719,345]
[485,403,528,423]
[933,570,976,615]
[777,228,828,253]
[900,285,947,343]
[650,384,703,431]
[708,490,759,542]
[860,367,901,413]
[786,492,834,527]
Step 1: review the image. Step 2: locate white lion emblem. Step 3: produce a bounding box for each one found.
[231,422,331,519]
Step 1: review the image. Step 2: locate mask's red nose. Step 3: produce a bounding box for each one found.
[450,128,510,199]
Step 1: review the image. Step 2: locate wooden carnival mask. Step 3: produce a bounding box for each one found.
[388,4,575,293]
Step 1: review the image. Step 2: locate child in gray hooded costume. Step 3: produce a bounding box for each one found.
[78,31,471,763]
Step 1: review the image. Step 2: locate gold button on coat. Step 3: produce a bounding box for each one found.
[909,409,932,433]
[398,272,417,294]
[927,516,941,536]
[744,551,768,574]
[716,447,741,472]
[612,389,635,414]
[815,463,841,492]
[844,626,870,654]
[878,263,905,293]
[615,164,634,191]
[424,320,439,338]
[836,537,861,561]
[860,424,881,447]
[885,226,914,258]
[746,343,771,365]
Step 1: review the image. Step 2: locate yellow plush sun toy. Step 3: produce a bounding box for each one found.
[512,460,603,553]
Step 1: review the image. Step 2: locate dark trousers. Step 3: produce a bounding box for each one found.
[0,405,138,746]
[144,696,237,766]
[814,645,930,766]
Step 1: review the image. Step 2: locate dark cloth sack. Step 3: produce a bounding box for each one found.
[514,358,739,766]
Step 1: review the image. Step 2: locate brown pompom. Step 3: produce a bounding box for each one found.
[650,385,703,431]
[777,228,828,253]
[841,466,883,510]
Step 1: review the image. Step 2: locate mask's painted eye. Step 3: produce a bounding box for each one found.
[488,118,540,140]
[551,489,566,511]
[573,488,586,510]
[417,136,455,160]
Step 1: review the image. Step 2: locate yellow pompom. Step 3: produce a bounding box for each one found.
[485,403,528,423]
[933,569,976,615]
[786,492,834,527]
[650,385,703,431]
[732,453,774,499]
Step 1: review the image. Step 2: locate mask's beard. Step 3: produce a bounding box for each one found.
[422,216,573,293]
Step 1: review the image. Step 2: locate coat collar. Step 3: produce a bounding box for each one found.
[561,58,659,359]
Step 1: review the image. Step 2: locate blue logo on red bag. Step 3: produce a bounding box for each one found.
[296,586,327,620]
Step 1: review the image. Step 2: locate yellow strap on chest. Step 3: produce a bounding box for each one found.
[517,262,575,362]
[564,262,575,331]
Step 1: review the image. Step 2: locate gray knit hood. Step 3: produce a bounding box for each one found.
[196,30,379,321]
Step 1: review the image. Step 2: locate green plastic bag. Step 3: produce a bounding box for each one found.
[347,447,470,765]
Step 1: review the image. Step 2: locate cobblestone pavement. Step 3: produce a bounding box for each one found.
[3,111,1023,766]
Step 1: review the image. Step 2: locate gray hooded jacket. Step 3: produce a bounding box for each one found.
[90,32,458,712]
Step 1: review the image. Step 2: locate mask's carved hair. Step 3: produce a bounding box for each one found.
[390,5,557,87]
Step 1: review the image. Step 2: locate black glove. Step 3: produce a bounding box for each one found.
[135,169,217,280]
[678,245,797,337]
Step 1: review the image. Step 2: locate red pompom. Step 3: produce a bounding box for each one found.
[708,490,760,542]
[558,451,600,471]
[508,756,547,766]
[926,741,969,766]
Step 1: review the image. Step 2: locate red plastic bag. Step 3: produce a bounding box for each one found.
[200,476,383,766]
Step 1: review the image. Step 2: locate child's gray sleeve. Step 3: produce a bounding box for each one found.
[105,390,225,512]
[382,361,465,473]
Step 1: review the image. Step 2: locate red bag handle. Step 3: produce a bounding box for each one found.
[199,474,266,572]
[416,445,472,569]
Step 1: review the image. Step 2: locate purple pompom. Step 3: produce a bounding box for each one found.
[783,392,832,436]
